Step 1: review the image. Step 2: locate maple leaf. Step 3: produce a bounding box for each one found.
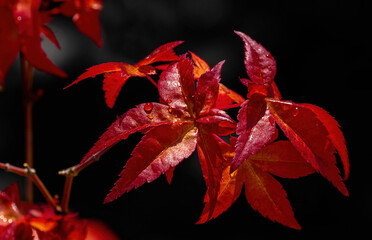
[75,56,236,217]
[232,31,349,195]
[0,0,67,88]
[59,0,103,47]
[65,41,184,108]
[189,51,245,108]
[198,140,315,229]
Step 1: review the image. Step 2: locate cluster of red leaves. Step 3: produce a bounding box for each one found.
[0,183,120,240]
[0,0,103,89]
[67,31,349,229]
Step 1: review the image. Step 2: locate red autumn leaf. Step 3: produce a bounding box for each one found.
[266,99,349,195]
[301,103,349,180]
[235,31,276,87]
[75,56,236,212]
[233,32,349,197]
[105,122,198,202]
[0,0,67,88]
[65,41,184,108]
[215,83,245,108]
[188,51,245,109]
[198,141,314,229]
[231,93,276,172]
[189,51,210,78]
[59,0,103,47]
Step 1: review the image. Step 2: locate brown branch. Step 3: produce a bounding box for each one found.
[0,162,28,176]
[20,53,35,203]
[61,174,74,214]
[0,162,61,213]
[58,154,102,211]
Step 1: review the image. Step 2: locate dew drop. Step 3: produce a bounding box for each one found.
[267,66,272,71]
[265,54,271,58]
[168,108,173,113]
[166,99,172,104]
[144,102,153,113]
[15,16,22,24]
[147,115,154,120]
[293,107,299,117]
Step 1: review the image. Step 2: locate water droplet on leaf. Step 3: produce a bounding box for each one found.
[293,107,299,117]
[15,16,22,24]
[144,103,153,113]
[147,115,154,120]
[267,66,272,71]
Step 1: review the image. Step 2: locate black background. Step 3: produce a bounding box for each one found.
[0,0,370,239]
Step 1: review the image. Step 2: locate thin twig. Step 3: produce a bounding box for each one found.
[0,162,27,176]
[58,155,101,211]
[0,162,61,213]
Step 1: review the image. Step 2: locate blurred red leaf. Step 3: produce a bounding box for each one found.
[59,0,103,47]
[0,183,119,240]
[0,0,67,87]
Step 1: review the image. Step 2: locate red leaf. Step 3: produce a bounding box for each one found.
[105,123,197,203]
[0,0,67,85]
[215,83,245,108]
[40,25,60,49]
[80,103,180,165]
[102,73,131,109]
[301,103,349,180]
[231,94,276,172]
[250,141,315,178]
[66,41,183,108]
[75,53,236,210]
[266,99,349,196]
[241,161,301,229]
[196,109,236,136]
[235,31,276,87]
[158,57,195,112]
[65,62,143,88]
[197,166,242,224]
[0,5,22,86]
[165,166,175,184]
[195,61,225,115]
[137,41,184,66]
[198,141,310,229]
[189,51,210,78]
[197,133,228,218]
[59,0,103,47]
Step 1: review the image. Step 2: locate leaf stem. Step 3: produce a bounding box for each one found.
[21,53,35,203]
[145,75,158,88]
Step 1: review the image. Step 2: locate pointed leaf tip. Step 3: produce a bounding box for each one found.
[235,31,276,87]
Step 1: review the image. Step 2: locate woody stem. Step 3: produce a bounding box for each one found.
[21,53,35,203]
[0,162,61,212]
